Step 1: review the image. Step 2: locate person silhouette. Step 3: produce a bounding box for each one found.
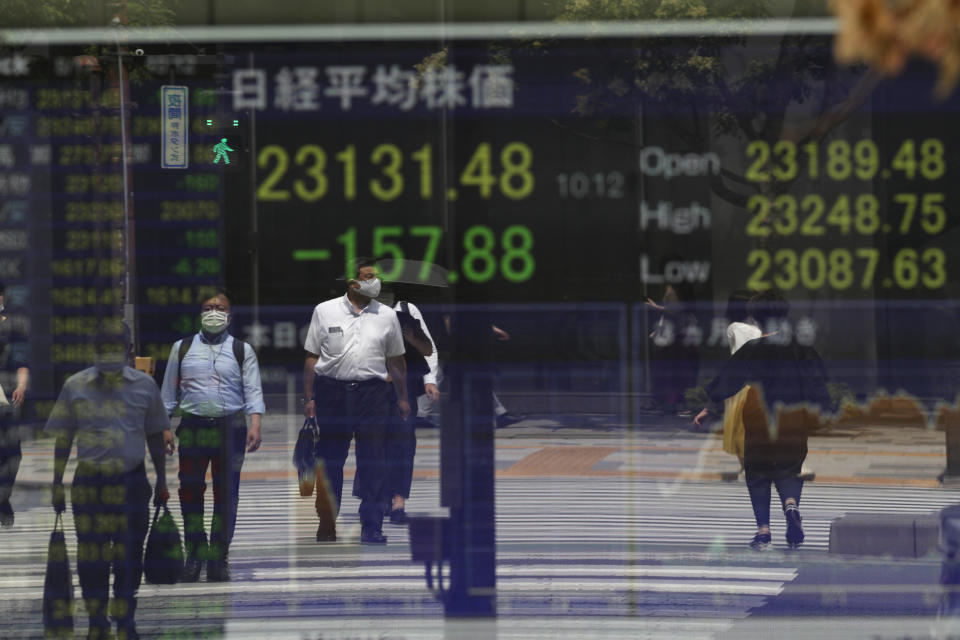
[212,138,233,164]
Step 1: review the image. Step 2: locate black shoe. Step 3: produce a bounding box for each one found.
[360,528,387,545]
[0,501,12,528]
[207,558,231,582]
[86,618,113,640]
[749,532,772,551]
[180,556,203,583]
[496,413,527,428]
[316,521,337,542]
[785,505,804,548]
[115,624,139,640]
[388,508,409,525]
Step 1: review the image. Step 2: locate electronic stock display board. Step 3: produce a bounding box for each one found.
[3,33,960,403]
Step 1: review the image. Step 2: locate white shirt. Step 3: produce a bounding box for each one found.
[394,300,439,386]
[304,294,405,381]
[159,333,266,418]
[726,321,762,355]
[44,366,169,472]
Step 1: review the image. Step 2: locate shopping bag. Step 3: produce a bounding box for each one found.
[143,504,184,585]
[42,513,74,638]
[294,417,320,496]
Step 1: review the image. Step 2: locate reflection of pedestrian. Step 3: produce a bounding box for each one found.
[705,291,831,551]
[160,290,264,582]
[646,276,700,415]
[380,298,435,524]
[303,259,408,545]
[47,320,174,640]
[694,291,760,469]
[0,283,29,528]
[491,324,527,428]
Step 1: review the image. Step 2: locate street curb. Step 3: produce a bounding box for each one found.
[829,513,941,558]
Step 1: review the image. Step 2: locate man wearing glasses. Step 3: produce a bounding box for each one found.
[302,259,409,545]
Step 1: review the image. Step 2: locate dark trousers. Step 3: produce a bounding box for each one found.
[177,413,247,560]
[382,387,417,502]
[745,472,804,527]
[71,461,150,630]
[314,376,390,529]
[0,411,20,505]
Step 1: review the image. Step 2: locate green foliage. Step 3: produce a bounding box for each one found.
[554,0,835,143]
[1,0,178,29]
[1,0,86,29]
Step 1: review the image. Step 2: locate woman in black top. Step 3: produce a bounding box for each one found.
[705,290,831,550]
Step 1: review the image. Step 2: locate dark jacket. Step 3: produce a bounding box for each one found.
[706,336,831,477]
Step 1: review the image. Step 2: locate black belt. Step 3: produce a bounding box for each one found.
[317,376,384,390]
[181,411,244,423]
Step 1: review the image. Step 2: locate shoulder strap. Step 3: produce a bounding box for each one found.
[400,301,409,315]
[232,338,246,374]
[173,337,193,403]
[177,336,192,365]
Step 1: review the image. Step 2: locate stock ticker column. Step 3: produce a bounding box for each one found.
[710,53,959,395]
[3,53,137,407]
[43,74,133,393]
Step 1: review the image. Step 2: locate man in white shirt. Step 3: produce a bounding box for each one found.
[47,319,174,640]
[303,259,408,545]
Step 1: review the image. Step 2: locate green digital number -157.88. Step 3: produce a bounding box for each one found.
[293,224,535,284]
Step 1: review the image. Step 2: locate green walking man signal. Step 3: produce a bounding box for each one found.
[212,138,234,164]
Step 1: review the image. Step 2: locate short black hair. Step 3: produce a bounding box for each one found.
[91,317,132,350]
[725,289,756,324]
[200,287,232,307]
[351,257,378,279]
[748,289,790,326]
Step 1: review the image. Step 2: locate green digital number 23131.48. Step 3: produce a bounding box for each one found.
[257,142,534,203]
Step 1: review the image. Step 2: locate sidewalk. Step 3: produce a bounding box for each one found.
[11,412,950,490]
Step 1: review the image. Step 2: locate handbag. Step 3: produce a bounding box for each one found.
[293,417,320,497]
[42,513,74,637]
[143,503,184,585]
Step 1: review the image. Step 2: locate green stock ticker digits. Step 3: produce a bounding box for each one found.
[293,224,535,284]
[257,141,534,203]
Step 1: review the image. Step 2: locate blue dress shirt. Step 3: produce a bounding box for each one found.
[160,333,265,418]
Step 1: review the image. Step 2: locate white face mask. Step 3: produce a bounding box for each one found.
[354,277,382,298]
[201,309,230,334]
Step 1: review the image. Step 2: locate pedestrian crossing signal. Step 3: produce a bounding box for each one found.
[196,114,246,171]
[212,138,234,164]
[197,134,245,171]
